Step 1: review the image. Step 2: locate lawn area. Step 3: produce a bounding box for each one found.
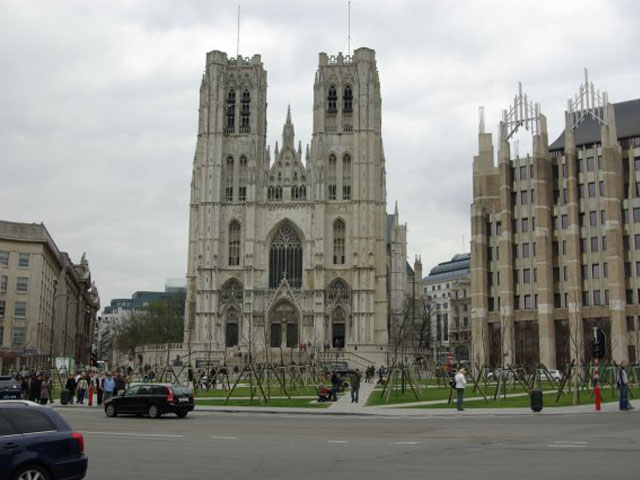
[409,386,640,409]
[366,383,553,407]
[195,397,329,408]
[196,385,318,398]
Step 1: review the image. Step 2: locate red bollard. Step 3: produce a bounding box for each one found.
[88,382,93,407]
[594,358,601,411]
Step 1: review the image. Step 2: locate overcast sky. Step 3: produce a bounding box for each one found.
[1,0,638,310]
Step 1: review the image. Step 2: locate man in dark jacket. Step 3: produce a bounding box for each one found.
[28,375,42,403]
[65,375,77,405]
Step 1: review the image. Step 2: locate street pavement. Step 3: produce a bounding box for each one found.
[55,403,640,480]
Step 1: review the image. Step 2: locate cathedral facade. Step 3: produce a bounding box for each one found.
[183,48,401,367]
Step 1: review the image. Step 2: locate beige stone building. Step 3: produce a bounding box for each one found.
[0,221,100,372]
[181,48,405,368]
[471,74,640,371]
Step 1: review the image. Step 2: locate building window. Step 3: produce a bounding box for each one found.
[522,243,530,258]
[342,154,351,200]
[327,85,337,113]
[627,317,636,331]
[588,182,596,197]
[583,291,590,306]
[12,327,25,345]
[269,223,303,288]
[0,300,4,317]
[16,277,28,293]
[343,85,353,112]
[593,290,602,306]
[591,237,599,252]
[524,294,532,309]
[523,269,531,284]
[603,262,608,278]
[240,89,250,133]
[635,234,640,250]
[562,214,568,229]
[520,165,527,180]
[496,221,502,235]
[522,218,529,232]
[592,264,600,279]
[0,275,6,293]
[18,253,29,268]
[333,219,345,265]
[228,221,241,266]
[14,302,26,318]
[589,211,597,226]
[238,156,247,202]
[0,251,8,266]
[226,89,236,133]
[521,190,529,204]
[225,156,234,202]
[327,154,337,200]
[602,236,607,251]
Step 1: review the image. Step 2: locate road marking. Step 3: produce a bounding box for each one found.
[211,436,238,440]
[554,441,588,445]
[390,441,419,445]
[328,440,349,443]
[547,444,586,448]
[83,431,185,438]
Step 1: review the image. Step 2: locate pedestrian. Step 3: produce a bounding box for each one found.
[115,373,126,396]
[40,376,52,405]
[20,376,29,400]
[350,368,361,403]
[77,375,88,404]
[454,367,467,411]
[65,375,77,405]
[95,372,105,406]
[618,361,634,411]
[103,373,115,402]
[29,375,42,403]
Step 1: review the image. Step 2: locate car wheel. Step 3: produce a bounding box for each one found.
[105,403,117,417]
[176,411,188,418]
[148,404,161,418]
[13,464,51,480]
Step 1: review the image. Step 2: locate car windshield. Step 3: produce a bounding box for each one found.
[172,387,190,395]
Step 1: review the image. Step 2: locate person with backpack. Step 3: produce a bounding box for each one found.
[618,362,634,411]
[454,367,467,411]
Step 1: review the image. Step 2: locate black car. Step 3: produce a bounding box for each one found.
[0,376,22,400]
[0,400,87,480]
[104,383,194,418]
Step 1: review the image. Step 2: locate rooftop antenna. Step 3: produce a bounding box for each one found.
[347,1,351,56]
[236,4,241,58]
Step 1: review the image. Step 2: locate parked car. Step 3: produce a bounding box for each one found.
[537,369,562,382]
[0,376,22,400]
[486,368,515,381]
[104,383,194,418]
[0,400,87,480]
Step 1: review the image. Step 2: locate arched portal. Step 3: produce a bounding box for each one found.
[268,301,300,348]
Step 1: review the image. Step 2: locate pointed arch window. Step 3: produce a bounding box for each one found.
[327,85,337,113]
[240,89,250,133]
[343,85,353,112]
[269,223,302,288]
[286,323,299,348]
[333,219,346,265]
[224,156,234,202]
[228,220,241,266]
[342,154,351,200]
[238,156,247,202]
[328,154,337,200]
[226,89,236,133]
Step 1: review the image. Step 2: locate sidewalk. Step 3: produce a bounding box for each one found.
[51,392,639,417]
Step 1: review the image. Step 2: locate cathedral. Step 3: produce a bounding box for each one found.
[183,47,408,367]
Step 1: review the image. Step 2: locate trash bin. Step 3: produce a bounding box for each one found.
[60,388,70,406]
[530,388,543,412]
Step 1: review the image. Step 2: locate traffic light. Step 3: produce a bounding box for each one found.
[592,327,606,359]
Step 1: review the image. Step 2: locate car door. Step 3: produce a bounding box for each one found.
[118,386,140,414]
[0,412,23,476]
[133,386,152,414]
